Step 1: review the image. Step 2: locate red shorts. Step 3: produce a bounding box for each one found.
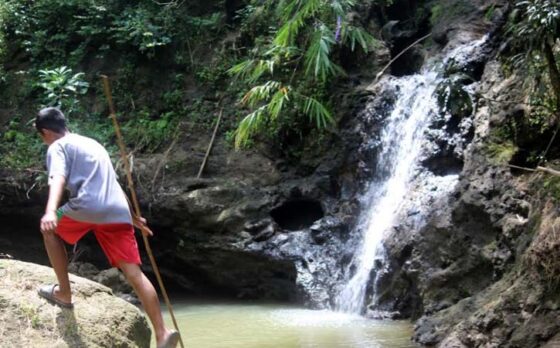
[56,215,141,267]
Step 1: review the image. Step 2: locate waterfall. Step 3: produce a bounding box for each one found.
[336,36,487,314]
[336,71,440,314]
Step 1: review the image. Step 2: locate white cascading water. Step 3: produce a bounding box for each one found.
[336,71,440,314]
[336,36,487,314]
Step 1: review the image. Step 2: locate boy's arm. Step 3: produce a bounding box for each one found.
[40,174,66,235]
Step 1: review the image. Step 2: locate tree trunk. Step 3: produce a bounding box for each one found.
[543,41,560,113]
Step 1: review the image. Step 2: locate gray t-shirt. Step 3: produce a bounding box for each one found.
[47,133,132,224]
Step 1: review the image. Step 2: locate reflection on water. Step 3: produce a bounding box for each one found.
[152,302,415,348]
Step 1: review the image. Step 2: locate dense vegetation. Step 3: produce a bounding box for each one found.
[0,0,233,169]
[0,0,558,176]
[0,0,387,170]
[494,0,560,168]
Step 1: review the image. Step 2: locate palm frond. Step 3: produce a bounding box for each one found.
[304,26,344,81]
[241,81,282,108]
[228,60,254,77]
[331,0,356,16]
[267,87,291,120]
[299,94,333,128]
[299,0,322,19]
[342,25,379,52]
[235,106,268,149]
[228,59,276,83]
[274,0,323,47]
[265,43,301,59]
[277,0,301,21]
[274,16,305,47]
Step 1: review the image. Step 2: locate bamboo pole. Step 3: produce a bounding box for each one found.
[374,33,432,82]
[507,164,560,176]
[100,75,184,348]
[537,166,560,177]
[197,108,223,179]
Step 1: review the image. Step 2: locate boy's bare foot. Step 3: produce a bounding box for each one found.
[157,329,180,348]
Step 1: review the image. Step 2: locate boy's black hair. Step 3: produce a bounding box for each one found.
[35,107,67,134]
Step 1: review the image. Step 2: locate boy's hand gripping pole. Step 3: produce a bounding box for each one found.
[101,75,184,348]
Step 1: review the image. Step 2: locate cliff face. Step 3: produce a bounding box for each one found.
[0,259,150,347]
[383,56,560,347]
[371,1,560,347]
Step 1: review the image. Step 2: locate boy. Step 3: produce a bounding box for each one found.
[35,107,179,348]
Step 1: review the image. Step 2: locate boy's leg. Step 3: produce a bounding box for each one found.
[93,223,175,347]
[42,215,93,304]
[42,231,72,303]
[118,261,174,346]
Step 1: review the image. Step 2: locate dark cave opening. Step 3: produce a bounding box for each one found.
[270,199,324,231]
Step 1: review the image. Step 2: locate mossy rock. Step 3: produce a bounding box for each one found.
[0,259,150,347]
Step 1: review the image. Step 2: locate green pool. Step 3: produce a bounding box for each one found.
[151,302,416,348]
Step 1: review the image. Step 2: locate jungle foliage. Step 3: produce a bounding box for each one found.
[0,0,389,169]
[493,0,560,166]
[229,0,382,148]
[1,0,558,170]
[0,0,227,168]
[510,0,560,109]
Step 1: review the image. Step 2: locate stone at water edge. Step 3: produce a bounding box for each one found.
[0,259,150,347]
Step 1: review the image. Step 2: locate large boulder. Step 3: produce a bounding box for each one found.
[0,259,150,347]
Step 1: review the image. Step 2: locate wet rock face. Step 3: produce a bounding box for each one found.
[131,153,358,305]
[381,19,426,76]
[380,0,431,76]
[244,215,353,307]
[388,1,560,344]
[372,166,517,319]
[139,179,298,300]
[341,80,400,185]
[358,30,494,321]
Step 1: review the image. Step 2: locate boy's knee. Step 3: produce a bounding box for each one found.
[118,261,142,279]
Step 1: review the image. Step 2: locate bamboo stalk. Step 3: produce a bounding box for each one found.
[100,75,184,348]
[507,164,536,172]
[375,33,432,82]
[197,108,223,179]
[507,164,560,176]
[537,166,560,177]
